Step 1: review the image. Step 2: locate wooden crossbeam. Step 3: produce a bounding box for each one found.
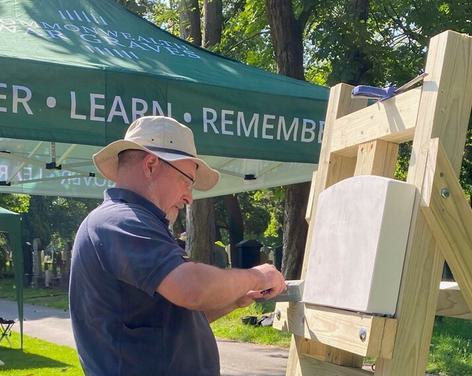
[296,355,371,375]
[273,302,397,359]
[437,282,472,319]
[422,138,472,311]
[300,340,364,366]
[287,337,367,375]
[330,87,421,157]
[273,279,471,319]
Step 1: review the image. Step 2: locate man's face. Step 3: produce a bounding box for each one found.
[147,157,196,224]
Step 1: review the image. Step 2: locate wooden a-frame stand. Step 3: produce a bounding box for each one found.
[273,30,472,375]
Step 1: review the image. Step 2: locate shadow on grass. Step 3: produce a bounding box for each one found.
[0,347,70,370]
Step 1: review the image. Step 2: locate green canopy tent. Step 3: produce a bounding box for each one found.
[0,0,328,198]
[0,207,23,348]
[0,0,329,345]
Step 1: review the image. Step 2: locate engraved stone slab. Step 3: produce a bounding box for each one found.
[303,175,416,316]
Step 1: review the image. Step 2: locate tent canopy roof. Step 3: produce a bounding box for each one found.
[0,0,327,198]
[3,1,326,101]
[0,207,20,216]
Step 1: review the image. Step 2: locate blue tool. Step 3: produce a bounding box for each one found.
[352,72,428,101]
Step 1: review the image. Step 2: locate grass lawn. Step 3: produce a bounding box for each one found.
[428,317,472,376]
[0,332,82,375]
[211,302,291,347]
[0,278,68,311]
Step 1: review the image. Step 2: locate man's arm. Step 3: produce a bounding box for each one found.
[204,303,238,323]
[157,262,285,312]
[204,290,262,322]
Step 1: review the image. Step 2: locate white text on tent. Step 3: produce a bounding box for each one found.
[202,107,324,143]
[70,92,172,123]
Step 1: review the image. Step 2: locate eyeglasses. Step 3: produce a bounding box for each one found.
[160,159,195,187]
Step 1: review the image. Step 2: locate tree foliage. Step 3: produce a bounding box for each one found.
[0,194,30,214]
[22,196,99,249]
[115,0,155,17]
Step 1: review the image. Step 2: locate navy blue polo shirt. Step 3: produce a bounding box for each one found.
[70,188,219,376]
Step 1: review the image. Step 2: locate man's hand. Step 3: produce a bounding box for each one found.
[234,291,258,308]
[249,263,286,300]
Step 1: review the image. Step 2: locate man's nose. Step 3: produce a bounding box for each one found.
[183,192,193,205]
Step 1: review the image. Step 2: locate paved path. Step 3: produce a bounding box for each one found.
[0,299,288,375]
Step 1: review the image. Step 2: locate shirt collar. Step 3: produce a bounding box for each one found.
[104,188,169,225]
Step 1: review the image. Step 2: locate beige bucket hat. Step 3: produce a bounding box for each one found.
[93,116,220,191]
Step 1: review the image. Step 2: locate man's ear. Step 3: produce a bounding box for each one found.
[143,154,159,178]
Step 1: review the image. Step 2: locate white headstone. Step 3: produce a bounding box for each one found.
[303,175,416,316]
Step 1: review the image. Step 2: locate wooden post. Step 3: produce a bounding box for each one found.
[285,84,367,374]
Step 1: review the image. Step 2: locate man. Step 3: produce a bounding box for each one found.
[70,116,286,376]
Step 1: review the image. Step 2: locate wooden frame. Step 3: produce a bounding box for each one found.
[273,30,472,375]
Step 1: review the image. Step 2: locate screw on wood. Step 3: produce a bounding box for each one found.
[440,187,450,199]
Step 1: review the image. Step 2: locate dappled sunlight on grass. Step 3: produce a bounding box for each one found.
[0,332,82,375]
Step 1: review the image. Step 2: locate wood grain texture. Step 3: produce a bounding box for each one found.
[376,30,472,376]
[422,139,472,312]
[304,171,317,223]
[297,355,372,376]
[437,282,472,319]
[331,87,420,157]
[286,337,370,376]
[273,302,397,359]
[354,140,399,177]
[285,32,472,376]
[301,339,363,367]
[285,84,367,375]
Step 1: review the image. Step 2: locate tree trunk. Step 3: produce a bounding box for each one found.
[266,0,310,279]
[181,0,219,265]
[179,0,202,46]
[203,0,222,47]
[265,0,304,80]
[223,195,244,266]
[281,183,310,279]
[202,0,242,267]
[186,198,216,264]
